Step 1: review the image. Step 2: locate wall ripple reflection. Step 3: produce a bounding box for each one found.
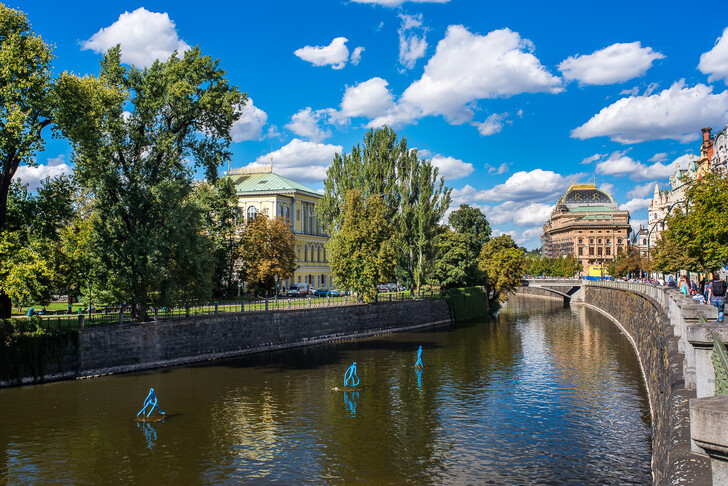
[0,296,650,485]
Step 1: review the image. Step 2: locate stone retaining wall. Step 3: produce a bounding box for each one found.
[514,286,566,301]
[78,299,451,377]
[583,285,711,486]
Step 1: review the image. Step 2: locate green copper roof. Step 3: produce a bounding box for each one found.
[225,172,321,197]
[570,205,617,212]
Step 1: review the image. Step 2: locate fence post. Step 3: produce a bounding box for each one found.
[265,300,269,311]
[119,310,123,325]
[214,301,218,314]
[344,296,347,305]
[288,299,291,309]
[79,315,85,329]
[327,296,330,306]
[308,297,311,307]
[154,308,158,320]
[241,301,245,312]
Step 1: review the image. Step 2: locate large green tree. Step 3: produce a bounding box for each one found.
[0,4,55,233]
[448,204,491,254]
[53,46,245,320]
[477,234,526,303]
[328,190,396,303]
[432,228,480,288]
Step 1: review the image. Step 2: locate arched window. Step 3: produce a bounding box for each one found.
[285,207,290,222]
[317,246,321,262]
[297,246,301,261]
[247,205,258,220]
[278,204,283,218]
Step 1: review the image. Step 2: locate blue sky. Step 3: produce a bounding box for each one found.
[10,0,728,248]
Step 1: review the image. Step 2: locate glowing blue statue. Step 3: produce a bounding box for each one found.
[415,346,424,368]
[344,362,359,387]
[344,390,359,415]
[137,388,165,418]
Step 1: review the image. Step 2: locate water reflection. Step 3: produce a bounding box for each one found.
[0,296,651,485]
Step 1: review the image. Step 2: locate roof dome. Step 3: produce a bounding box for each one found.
[556,184,617,210]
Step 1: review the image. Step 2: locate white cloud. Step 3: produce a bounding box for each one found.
[13,155,73,191]
[352,0,449,6]
[284,107,339,142]
[398,13,428,70]
[485,162,509,175]
[351,47,364,65]
[231,98,268,142]
[630,218,648,234]
[82,8,189,67]
[516,227,544,246]
[473,112,508,136]
[474,169,572,203]
[619,198,652,212]
[595,151,684,181]
[431,155,473,180]
[626,181,656,199]
[572,81,728,144]
[340,77,395,119]
[698,27,728,84]
[294,37,363,70]
[488,201,553,226]
[648,152,668,163]
[581,153,604,164]
[620,86,639,96]
[372,26,562,128]
[250,139,342,184]
[599,182,614,195]
[558,42,664,85]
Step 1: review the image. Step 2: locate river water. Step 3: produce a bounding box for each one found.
[0,296,651,485]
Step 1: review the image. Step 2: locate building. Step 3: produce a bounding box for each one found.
[711,125,728,177]
[224,165,333,291]
[542,183,631,275]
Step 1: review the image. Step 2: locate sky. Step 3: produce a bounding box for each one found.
[9,0,728,249]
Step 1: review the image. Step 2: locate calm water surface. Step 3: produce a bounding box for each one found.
[0,296,651,485]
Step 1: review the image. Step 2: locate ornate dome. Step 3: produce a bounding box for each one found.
[556,184,617,209]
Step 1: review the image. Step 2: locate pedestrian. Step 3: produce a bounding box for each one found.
[707,274,726,323]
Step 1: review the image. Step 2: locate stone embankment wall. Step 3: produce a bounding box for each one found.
[582,286,712,486]
[512,286,565,301]
[78,299,451,377]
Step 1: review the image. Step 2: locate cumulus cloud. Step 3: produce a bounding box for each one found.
[599,182,615,195]
[484,162,509,175]
[248,139,342,184]
[619,198,652,212]
[473,169,572,203]
[487,201,553,226]
[516,227,544,247]
[626,181,656,199]
[558,42,664,85]
[698,27,728,84]
[473,112,508,136]
[398,13,428,70]
[595,151,684,181]
[630,218,648,233]
[13,155,73,191]
[82,8,189,67]
[340,77,395,119]
[352,0,449,6]
[231,98,268,142]
[294,37,363,70]
[371,26,562,128]
[431,155,473,180]
[649,152,668,163]
[284,107,341,142]
[572,81,728,144]
[581,153,604,164]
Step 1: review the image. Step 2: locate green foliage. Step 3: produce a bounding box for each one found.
[195,178,243,298]
[655,173,728,273]
[52,45,246,320]
[448,204,491,254]
[477,235,526,303]
[317,126,451,291]
[525,253,582,277]
[611,246,647,277]
[0,4,55,232]
[432,229,481,288]
[444,287,488,321]
[239,214,297,296]
[328,190,396,303]
[0,317,78,384]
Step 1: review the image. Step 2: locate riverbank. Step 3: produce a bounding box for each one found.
[1,298,451,387]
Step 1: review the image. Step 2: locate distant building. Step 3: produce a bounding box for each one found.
[542,183,631,275]
[225,165,333,291]
[711,125,728,176]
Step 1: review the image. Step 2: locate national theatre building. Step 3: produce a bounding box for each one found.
[541,183,631,275]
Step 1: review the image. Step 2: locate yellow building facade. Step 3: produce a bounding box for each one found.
[225,166,333,291]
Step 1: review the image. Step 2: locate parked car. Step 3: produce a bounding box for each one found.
[286,283,310,297]
[314,288,331,297]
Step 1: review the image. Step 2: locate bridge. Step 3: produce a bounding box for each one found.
[521,278,583,303]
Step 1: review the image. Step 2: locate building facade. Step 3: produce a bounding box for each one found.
[225,166,333,291]
[542,183,631,275]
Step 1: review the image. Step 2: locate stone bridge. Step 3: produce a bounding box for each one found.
[521,278,583,303]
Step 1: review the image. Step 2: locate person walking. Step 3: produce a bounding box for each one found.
[707,274,726,323]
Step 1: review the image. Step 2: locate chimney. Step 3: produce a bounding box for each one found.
[702,127,713,146]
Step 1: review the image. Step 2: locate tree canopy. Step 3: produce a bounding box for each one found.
[477,235,526,303]
[239,214,296,296]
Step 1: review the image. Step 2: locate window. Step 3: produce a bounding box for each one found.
[589,247,594,256]
[578,238,583,244]
[597,238,602,244]
[589,238,594,244]
[606,239,611,245]
[578,247,583,256]
[597,247,603,256]
[286,207,290,222]
[247,205,257,220]
[297,246,301,261]
[642,239,646,245]
[606,247,611,256]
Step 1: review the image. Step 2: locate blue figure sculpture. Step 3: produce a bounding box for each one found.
[137,388,165,418]
[415,366,423,389]
[344,390,359,415]
[344,362,359,387]
[137,420,158,450]
[415,346,424,368]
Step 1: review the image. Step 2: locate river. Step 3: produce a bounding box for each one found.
[0,295,651,485]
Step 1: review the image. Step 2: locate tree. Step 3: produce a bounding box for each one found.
[0,4,55,233]
[0,230,54,308]
[195,178,243,298]
[612,246,644,277]
[432,229,480,288]
[239,215,296,296]
[477,235,526,303]
[53,46,245,320]
[328,190,396,303]
[448,204,491,254]
[657,173,728,273]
